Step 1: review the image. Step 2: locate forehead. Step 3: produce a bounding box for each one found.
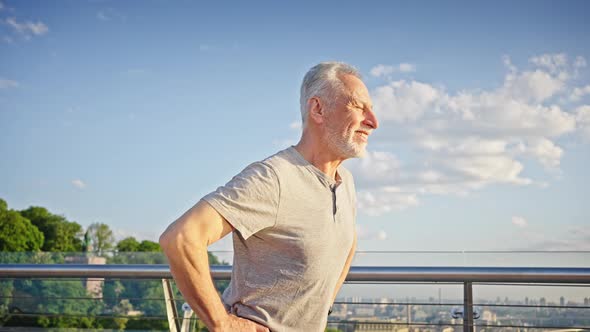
[339,74,371,105]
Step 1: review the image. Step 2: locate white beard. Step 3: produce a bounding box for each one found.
[325,124,367,159]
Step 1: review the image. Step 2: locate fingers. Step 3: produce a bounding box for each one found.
[227,314,270,332]
[254,325,270,332]
[251,320,268,332]
[250,319,269,332]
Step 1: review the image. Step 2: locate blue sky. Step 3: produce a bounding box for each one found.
[1,1,589,257]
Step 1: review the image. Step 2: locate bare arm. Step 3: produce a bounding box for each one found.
[159,200,268,332]
[331,230,357,304]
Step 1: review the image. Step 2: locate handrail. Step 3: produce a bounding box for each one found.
[0,264,589,283]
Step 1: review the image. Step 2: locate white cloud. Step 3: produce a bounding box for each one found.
[72,179,87,189]
[502,55,517,74]
[0,78,18,88]
[356,224,392,241]
[5,17,48,38]
[444,155,531,185]
[574,56,587,69]
[570,85,590,102]
[524,138,563,170]
[511,216,528,228]
[347,151,401,186]
[356,188,419,215]
[529,53,567,74]
[370,63,416,77]
[350,53,588,216]
[373,80,439,122]
[399,63,416,73]
[503,70,564,102]
[370,64,395,77]
[575,106,590,142]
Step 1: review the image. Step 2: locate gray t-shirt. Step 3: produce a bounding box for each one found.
[203,146,356,332]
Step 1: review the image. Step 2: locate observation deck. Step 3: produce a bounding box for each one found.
[0,251,589,332]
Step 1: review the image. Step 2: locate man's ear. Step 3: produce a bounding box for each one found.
[308,96,325,125]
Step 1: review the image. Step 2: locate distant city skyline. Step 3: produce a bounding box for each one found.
[329,294,590,329]
[1,1,589,254]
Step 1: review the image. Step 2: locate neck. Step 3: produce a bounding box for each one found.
[294,134,344,181]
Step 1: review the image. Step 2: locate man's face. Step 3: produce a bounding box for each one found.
[324,74,378,159]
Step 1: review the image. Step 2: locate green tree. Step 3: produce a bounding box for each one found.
[138,240,160,252]
[5,279,102,328]
[86,222,115,256]
[102,280,124,307]
[0,208,44,252]
[116,237,140,252]
[116,238,161,253]
[19,207,83,252]
[0,280,14,325]
[101,299,133,330]
[0,199,7,211]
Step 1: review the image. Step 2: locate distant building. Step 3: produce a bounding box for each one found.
[339,317,400,332]
[377,297,390,309]
[355,306,376,317]
[65,254,106,298]
[481,309,497,322]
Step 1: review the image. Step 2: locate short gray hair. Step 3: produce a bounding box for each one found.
[299,62,361,128]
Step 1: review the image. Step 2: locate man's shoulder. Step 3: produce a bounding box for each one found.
[337,164,353,177]
[259,146,299,171]
[337,165,355,185]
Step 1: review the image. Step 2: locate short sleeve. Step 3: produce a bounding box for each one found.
[203,162,280,240]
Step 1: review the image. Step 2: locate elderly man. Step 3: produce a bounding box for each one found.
[159,62,378,332]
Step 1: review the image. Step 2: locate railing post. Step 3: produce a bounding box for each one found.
[162,278,180,332]
[463,281,474,332]
[181,303,194,332]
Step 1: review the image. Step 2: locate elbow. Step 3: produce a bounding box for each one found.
[159,224,184,255]
[159,229,174,254]
[159,219,207,257]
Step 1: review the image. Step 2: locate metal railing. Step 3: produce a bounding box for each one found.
[1,264,590,332]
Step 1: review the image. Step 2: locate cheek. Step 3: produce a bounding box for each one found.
[347,115,362,130]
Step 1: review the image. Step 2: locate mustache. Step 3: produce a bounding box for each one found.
[356,127,373,135]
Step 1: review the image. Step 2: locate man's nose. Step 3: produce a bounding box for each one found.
[363,109,379,130]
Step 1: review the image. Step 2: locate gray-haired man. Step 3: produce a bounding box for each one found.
[160,62,378,332]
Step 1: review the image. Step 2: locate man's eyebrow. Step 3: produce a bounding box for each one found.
[355,99,373,111]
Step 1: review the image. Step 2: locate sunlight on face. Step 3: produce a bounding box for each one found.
[324,75,374,159]
[325,118,368,158]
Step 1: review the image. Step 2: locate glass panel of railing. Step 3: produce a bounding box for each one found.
[1,251,588,330]
[331,282,465,328]
[351,250,590,267]
[2,250,587,267]
[209,250,590,267]
[472,283,590,329]
[1,277,172,331]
